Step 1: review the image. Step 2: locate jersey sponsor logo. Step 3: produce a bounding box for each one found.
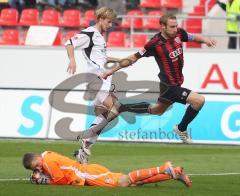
[169,48,182,59]
[138,48,146,56]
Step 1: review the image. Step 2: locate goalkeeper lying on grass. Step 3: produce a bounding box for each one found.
[22,151,191,187]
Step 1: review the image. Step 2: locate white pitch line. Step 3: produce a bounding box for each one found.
[0,178,28,181]
[1,173,240,182]
[188,173,240,176]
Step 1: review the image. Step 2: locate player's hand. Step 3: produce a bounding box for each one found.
[67,59,76,74]
[206,39,217,47]
[100,70,114,80]
[30,169,51,185]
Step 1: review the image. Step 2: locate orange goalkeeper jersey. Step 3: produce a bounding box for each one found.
[41,151,123,187]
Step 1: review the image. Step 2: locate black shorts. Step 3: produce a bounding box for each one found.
[158,82,191,104]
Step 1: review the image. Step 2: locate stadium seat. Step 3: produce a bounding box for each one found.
[0,8,19,26]
[139,0,161,8]
[161,0,182,8]
[121,10,144,29]
[0,29,20,45]
[144,11,163,29]
[61,9,81,27]
[81,10,96,27]
[186,13,202,31]
[19,8,39,26]
[107,31,126,47]
[41,9,61,26]
[52,31,62,46]
[193,6,206,16]
[132,35,148,48]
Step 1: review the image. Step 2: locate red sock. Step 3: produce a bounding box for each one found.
[128,165,166,184]
[141,174,171,184]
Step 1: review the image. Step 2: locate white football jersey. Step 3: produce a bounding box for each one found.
[65,26,108,76]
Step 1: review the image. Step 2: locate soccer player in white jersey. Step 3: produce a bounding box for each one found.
[65,7,150,163]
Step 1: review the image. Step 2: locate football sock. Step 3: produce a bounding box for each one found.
[141,174,171,184]
[119,102,150,113]
[178,105,199,132]
[128,165,166,183]
[77,114,108,139]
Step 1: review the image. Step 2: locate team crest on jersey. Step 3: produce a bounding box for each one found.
[174,37,181,44]
[182,91,188,97]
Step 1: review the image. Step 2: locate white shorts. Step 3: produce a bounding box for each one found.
[85,74,112,107]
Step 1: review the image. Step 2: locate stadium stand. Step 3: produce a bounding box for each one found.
[161,0,183,9]
[80,9,95,27]
[40,9,61,26]
[107,31,126,47]
[138,0,161,8]
[143,10,163,29]
[132,34,148,47]
[61,9,81,27]
[0,29,20,45]
[0,8,18,26]
[0,0,226,48]
[19,8,39,26]
[121,10,144,29]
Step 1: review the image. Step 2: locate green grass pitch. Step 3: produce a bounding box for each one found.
[0,139,240,196]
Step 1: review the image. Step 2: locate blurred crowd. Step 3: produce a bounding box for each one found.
[1,0,140,14]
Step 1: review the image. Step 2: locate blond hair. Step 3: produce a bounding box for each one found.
[96,7,117,21]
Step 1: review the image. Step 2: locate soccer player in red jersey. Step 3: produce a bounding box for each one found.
[101,14,216,143]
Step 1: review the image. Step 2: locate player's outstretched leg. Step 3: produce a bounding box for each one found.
[174,92,205,144]
[128,161,177,185]
[119,102,150,113]
[174,166,192,187]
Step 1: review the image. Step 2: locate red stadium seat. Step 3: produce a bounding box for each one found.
[139,0,161,8]
[0,29,20,45]
[132,35,148,48]
[121,10,144,29]
[107,31,126,47]
[41,9,61,26]
[198,0,216,13]
[161,0,182,8]
[61,9,81,27]
[19,8,39,26]
[186,13,202,31]
[144,11,164,29]
[193,6,206,16]
[0,8,19,26]
[81,10,96,27]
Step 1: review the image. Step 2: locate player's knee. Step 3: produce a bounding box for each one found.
[149,105,167,115]
[192,95,205,110]
[118,175,131,187]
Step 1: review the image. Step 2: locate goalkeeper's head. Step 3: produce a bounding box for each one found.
[22,153,43,171]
